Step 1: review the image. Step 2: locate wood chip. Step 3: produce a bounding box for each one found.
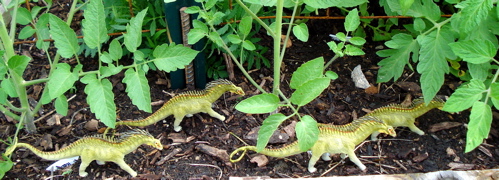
[446,147,460,162]
[168,133,189,143]
[395,82,421,92]
[250,155,268,167]
[40,134,53,150]
[447,162,475,170]
[195,144,230,163]
[412,152,428,162]
[283,121,297,138]
[156,148,181,166]
[428,122,462,133]
[364,85,378,94]
[244,127,289,144]
[84,119,99,131]
[46,114,62,126]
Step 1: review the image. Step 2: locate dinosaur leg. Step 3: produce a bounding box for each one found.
[307,152,322,173]
[96,160,106,165]
[205,108,225,121]
[78,157,93,177]
[173,113,185,132]
[345,149,366,171]
[408,123,425,135]
[321,153,331,161]
[370,131,380,141]
[113,158,138,177]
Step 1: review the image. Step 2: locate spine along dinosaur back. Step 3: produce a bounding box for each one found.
[4,129,163,177]
[106,79,244,133]
[367,96,445,140]
[230,116,396,173]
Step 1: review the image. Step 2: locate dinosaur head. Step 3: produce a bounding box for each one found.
[380,125,397,137]
[230,86,245,96]
[147,138,163,150]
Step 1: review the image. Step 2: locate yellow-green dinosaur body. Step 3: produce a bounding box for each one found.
[367,97,445,140]
[109,79,244,132]
[230,116,396,173]
[4,129,162,177]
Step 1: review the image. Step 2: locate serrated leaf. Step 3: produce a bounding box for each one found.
[124,8,148,52]
[325,71,338,80]
[82,75,116,128]
[49,14,79,58]
[417,27,454,104]
[100,64,123,78]
[48,63,78,99]
[442,79,486,112]
[345,9,360,32]
[239,16,252,38]
[227,34,242,44]
[184,6,200,14]
[18,26,36,39]
[413,18,426,31]
[399,0,415,15]
[235,93,279,113]
[296,115,319,151]
[456,0,493,33]
[152,44,198,72]
[303,0,367,8]
[377,33,419,82]
[449,39,496,64]
[187,28,207,45]
[123,68,152,113]
[55,95,68,116]
[16,7,32,25]
[335,32,347,42]
[293,23,309,42]
[349,37,366,46]
[327,41,344,57]
[82,0,108,49]
[291,78,330,106]
[345,45,365,56]
[468,62,491,81]
[100,52,113,64]
[465,101,492,152]
[256,113,288,152]
[7,55,30,76]
[35,13,50,50]
[242,40,256,50]
[290,57,324,89]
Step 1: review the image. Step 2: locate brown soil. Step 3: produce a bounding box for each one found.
[1,2,498,180]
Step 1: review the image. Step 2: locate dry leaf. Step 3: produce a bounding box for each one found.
[364,85,378,94]
[281,35,292,48]
[283,121,297,138]
[250,155,269,167]
[84,119,99,131]
[396,82,421,92]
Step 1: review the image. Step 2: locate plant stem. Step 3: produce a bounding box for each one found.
[234,0,276,38]
[324,54,340,70]
[272,0,284,95]
[0,105,20,120]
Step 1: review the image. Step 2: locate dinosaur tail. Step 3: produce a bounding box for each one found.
[14,143,80,160]
[4,138,18,156]
[230,142,303,163]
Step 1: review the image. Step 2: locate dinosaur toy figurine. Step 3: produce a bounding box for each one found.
[367,96,445,140]
[230,116,396,173]
[4,129,163,177]
[105,79,244,134]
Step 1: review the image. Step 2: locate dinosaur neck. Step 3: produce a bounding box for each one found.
[115,135,153,154]
[16,142,82,160]
[203,85,232,102]
[370,99,444,118]
[243,142,303,158]
[321,120,387,144]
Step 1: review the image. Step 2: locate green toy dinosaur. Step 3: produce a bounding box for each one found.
[4,129,163,177]
[367,96,445,140]
[105,79,244,134]
[230,116,396,173]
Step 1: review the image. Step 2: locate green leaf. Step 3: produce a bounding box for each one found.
[465,101,492,152]
[0,88,6,104]
[1,79,17,97]
[55,95,68,116]
[188,28,207,45]
[100,64,123,78]
[449,39,497,64]
[235,93,280,114]
[152,44,198,72]
[413,18,426,31]
[327,41,344,57]
[345,45,365,56]
[325,71,338,80]
[242,40,256,50]
[82,0,108,49]
[344,9,360,32]
[417,27,455,104]
[48,63,78,99]
[291,77,330,106]
[16,7,32,25]
[227,34,242,44]
[256,113,288,152]
[18,26,36,39]
[349,37,366,46]
[124,8,148,52]
[81,75,116,128]
[335,32,347,42]
[239,16,253,38]
[290,57,324,89]
[8,55,30,76]
[468,62,491,81]
[377,33,419,82]
[442,79,486,112]
[490,82,499,100]
[49,14,79,58]
[303,0,367,8]
[455,0,493,33]
[399,0,414,15]
[296,115,319,151]
[0,154,13,179]
[292,23,309,42]
[109,39,122,61]
[35,13,50,50]
[184,6,200,14]
[123,68,152,113]
[100,52,113,64]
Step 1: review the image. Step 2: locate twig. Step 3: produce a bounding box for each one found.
[320,160,344,177]
[360,159,398,170]
[393,159,408,171]
[189,163,223,180]
[229,132,249,146]
[34,95,77,123]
